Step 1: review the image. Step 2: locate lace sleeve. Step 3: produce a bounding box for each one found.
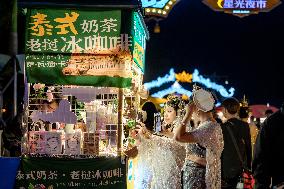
[148,135,185,189]
[189,121,224,188]
[190,121,223,154]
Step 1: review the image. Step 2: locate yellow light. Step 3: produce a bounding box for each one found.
[154,22,160,33]
[169,1,173,5]
[158,10,162,14]
[182,95,189,100]
[163,11,167,15]
[165,6,170,9]
[152,9,156,13]
[146,8,150,12]
[175,71,193,83]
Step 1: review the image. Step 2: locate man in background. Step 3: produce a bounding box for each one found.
[221,97,252,188]
[264,109,273,119]
[253,103,284,188]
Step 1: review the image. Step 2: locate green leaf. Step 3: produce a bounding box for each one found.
[28,183,34,189]
[127,120,135,129]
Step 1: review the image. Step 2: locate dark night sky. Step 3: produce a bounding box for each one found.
[143,0,284,108]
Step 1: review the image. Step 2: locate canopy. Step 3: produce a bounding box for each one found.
[249,104,279,118]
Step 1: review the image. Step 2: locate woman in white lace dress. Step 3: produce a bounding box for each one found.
[135,96,186,189]
[174,87,224,189]
[149,95,186,189]
[133,101,157,189]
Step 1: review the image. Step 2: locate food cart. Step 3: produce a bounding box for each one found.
[15,1,149,188]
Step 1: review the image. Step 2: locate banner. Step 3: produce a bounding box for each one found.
[15,157,126,189]
[25,8,132,87]
[131,12,147,73]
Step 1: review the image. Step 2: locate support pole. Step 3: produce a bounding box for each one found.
[10,0,18,118]
[117,88,123,156]
[0,92,5,127]
[13,58,17,117]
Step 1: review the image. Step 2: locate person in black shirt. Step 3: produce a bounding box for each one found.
[221,97,252,188]
[252,103,284,188]
[264,109,273,118]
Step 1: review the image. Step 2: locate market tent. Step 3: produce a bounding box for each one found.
[249,104,279,118]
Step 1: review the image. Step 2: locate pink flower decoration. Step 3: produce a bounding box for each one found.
[33,83,45,90]
[46,90,54,102]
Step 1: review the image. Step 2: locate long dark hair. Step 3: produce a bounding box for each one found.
[141,101,158,131]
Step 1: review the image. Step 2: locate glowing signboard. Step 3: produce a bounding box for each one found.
[142,0,180,17]
[221,0,267,9]
[203,0,281,17]
[132,11,149,72]
[144,68,235,98]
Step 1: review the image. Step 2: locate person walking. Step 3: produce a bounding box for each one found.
[221,97,252,188]
[252,102,284,188]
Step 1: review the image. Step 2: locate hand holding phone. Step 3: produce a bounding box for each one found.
[154,113,162,133]
[137,111,144,122]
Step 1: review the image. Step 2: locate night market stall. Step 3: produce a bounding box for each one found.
[0,1,149,189]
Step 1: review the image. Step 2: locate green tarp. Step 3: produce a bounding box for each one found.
[25,8,148,87]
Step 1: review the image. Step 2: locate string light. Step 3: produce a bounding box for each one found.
[141,0,180,17]
[144,68,176,90]
[144,68,235,98]
[192,69,235,97]
[151,81,192,98]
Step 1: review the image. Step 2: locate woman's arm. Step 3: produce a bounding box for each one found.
[136,122,152,140]
[174,103,196,143]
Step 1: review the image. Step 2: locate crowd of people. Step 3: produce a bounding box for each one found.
[125,86,284,189]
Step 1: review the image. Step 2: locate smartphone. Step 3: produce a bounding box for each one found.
[137,111,143,123]
[154,113,162,133]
